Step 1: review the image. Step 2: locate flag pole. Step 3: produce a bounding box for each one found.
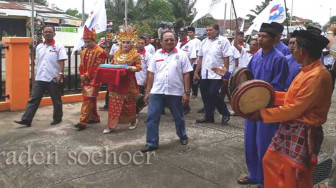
[125,0,128,26]
[223,2,227,34]
[283,0,289,35]
[231,0,239,29]
[290,0,293,26]
[82,0,85,26]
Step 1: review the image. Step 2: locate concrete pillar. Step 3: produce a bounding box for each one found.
[2,37,33,111]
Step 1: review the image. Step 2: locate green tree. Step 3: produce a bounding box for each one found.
[167,0,196,26]
[330,16,336,24]
[4,0,47,5]
[65,8,88,19]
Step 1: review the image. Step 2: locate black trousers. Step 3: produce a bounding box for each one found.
[190,64,200,96]
[22,81,63,122]
[136,85,146,114]
[200,79,230,118]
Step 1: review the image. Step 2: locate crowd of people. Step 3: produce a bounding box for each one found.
[12,20,336,187]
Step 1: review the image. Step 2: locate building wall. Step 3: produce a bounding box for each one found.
[0,18,27,39]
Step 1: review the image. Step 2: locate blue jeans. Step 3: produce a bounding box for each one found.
[146,94,187,147]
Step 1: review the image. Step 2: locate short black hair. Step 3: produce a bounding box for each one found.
[207,24,219,31]
[43,25,55,32]
[161,31,177,41]
[237,31,244,36]
[187,26,195,33]
[139,36,147,43]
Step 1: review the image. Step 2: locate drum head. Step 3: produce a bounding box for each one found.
[230,80,275,119]
[228,67,254,98]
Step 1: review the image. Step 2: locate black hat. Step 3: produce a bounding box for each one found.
[187,26,195,32]
[306,25,322,35]
[291,30,299,38]
[270,22,284,34]
[296,30,329,52]
[178,27,187,34]
[259,23,277,37]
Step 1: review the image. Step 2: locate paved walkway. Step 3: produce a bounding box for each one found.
[0,94,335,188]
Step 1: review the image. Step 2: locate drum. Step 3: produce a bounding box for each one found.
[228,67,254,98]
[230,80,275,119]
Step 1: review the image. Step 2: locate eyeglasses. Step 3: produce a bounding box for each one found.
[163,39,175,42]
[250,44,258,47]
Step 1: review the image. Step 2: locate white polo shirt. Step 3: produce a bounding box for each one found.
[148,48,193,96]
[181,38,201,65]
[109,43,120,56]
[35,40,68,82]
[145,43,156,55]
[135,49,152,86]
[229,46,241,73]
[198,35,233,79]
[239,47,252,68]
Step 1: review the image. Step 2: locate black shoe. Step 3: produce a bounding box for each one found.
[180,136,188,145]
[221,115,230,124]
[196,116,214,123]
[140,145,158,153]
[77,124,87,131]
[50,120,62,125]
[197,107,205,113]
[14,120,31,127]
[74,123,82,128]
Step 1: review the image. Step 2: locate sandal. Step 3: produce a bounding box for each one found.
[237,176,257,185]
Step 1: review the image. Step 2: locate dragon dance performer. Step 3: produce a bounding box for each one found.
[75,26,107,131]
[103,25,142,134]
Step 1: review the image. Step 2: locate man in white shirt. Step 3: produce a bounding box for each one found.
[14,25,68,127]
[177,27,188,50]
[132,36,152,130]
[140,31,193,153]
[194,24,233,124]
[182,26,201,98]
[143,34,156,55]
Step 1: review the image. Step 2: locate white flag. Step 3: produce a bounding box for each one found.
[192,0,228,23]
[72,0,107,55]
[245,0,286,35]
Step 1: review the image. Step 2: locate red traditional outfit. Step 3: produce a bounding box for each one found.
[258,30,332,188]
[106,27,142,130]
[78,26,106,127]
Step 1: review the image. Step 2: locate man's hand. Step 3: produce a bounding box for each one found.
[56,75,63,84]
[247,110,262,121]
[193,73,200,82]
[211,66,227,77]
[80,75,89,85]
[144,92,150,104]
[182,93,189,106]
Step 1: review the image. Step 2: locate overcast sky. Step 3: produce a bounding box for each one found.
[46,0,336,25]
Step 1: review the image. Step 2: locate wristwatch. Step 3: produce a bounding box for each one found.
[59,72,63,75]
[185,90,191,95]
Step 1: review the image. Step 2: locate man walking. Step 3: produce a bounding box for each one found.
[74,26,106,131]
[140,31,193,153]
[194,24,232,124]
[14,25,67,127]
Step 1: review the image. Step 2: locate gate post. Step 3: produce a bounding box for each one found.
[2,37,33,111]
